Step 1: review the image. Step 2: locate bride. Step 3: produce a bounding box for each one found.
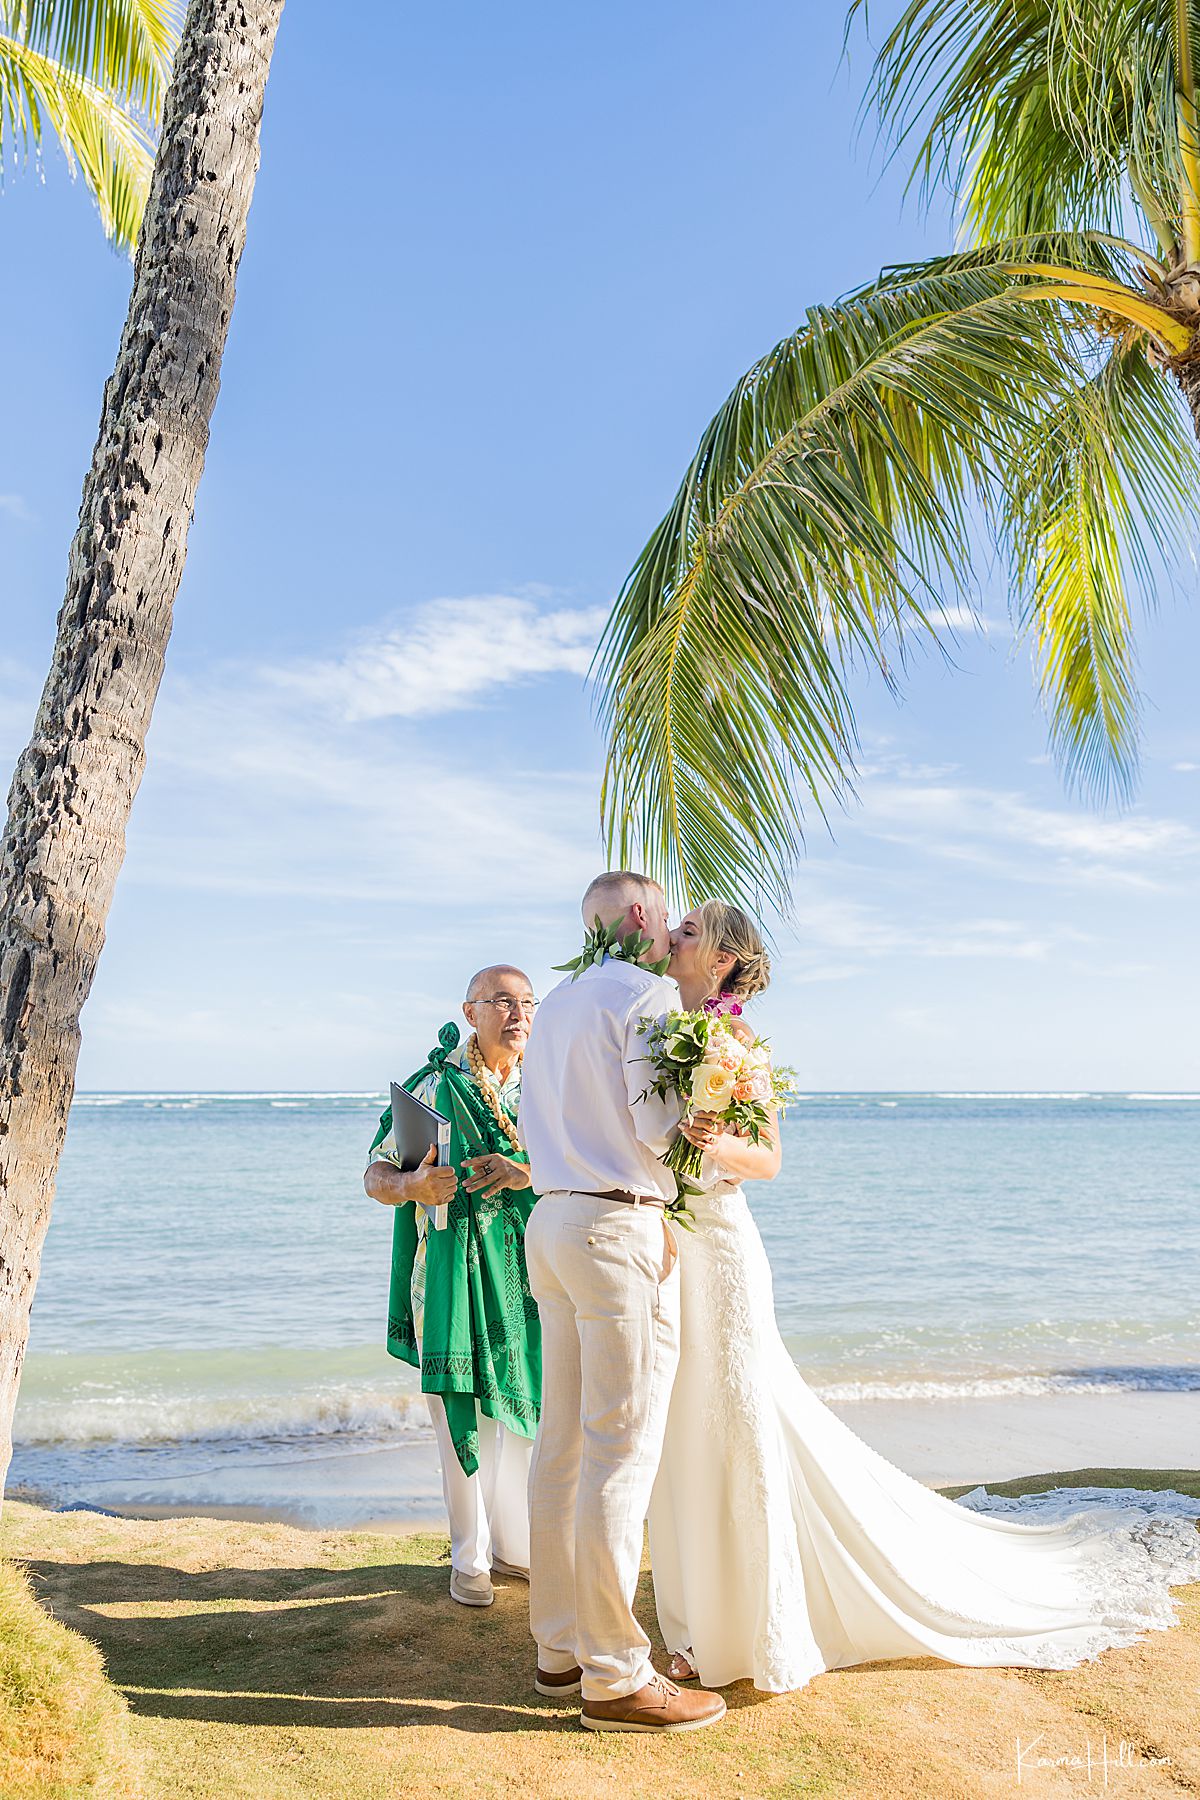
[648,899,1200,1694]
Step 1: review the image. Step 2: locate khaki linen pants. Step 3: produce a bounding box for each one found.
[525,1192,681,1701]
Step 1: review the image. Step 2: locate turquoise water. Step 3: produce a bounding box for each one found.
[10,1091,1200,1504]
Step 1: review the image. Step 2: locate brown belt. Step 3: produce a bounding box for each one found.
[581,1187,666,1210]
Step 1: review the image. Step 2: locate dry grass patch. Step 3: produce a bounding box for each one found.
[0,1553,143,1799]
[3,1472,1198,1799]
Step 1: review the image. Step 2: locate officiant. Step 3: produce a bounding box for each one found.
[364,965,541,1607]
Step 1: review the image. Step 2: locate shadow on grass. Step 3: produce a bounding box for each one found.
[20,1552,580,1733]
[20,1555,778,1734]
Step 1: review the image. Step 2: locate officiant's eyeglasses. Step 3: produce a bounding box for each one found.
[475,996,540,1016]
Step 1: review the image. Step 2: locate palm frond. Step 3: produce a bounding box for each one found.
[1002,343,1200,798]
[2,0,179,117]
[0,28,156,245]
[598,260,1107,909]
[0,0,180,248]
[851,0,1187,263]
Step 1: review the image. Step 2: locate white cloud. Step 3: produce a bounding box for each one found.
[856,756,961,782]
[135,622,605,910]
[1173,761,1199,773]
[268,595,608,722]
[856,779,1200,890]
[928,603,1006,637]
[0,493,32,523]
[785,888,1060,968]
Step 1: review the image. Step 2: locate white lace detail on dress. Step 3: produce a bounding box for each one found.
[691,1183,825,1691]
[947,1485,1200,1666]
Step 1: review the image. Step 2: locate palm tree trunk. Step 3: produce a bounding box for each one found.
[0,0,284,1502]
[1173,359,1200,440]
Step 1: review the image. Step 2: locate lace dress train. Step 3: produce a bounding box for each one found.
[647,1181,1200,1694]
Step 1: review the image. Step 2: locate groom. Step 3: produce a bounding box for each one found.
[518,871,726,1732]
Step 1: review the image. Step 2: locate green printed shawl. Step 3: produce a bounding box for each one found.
[372,1022,541,1474]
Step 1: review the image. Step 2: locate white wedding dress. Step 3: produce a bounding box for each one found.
[647,1172,1200,1693]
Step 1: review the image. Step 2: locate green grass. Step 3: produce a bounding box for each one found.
[938,1467,1200,1502]
[2,1472,1198,1798]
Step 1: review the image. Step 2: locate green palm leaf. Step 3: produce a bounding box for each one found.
[852,0,1190,262]
[0,0,181,250]
[597,7,1200,907]
[598,236,1199,904]
[1003,342,1200,799]
[599,260,1106,907]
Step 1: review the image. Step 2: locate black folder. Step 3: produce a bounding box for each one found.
[389,1081,450,1171]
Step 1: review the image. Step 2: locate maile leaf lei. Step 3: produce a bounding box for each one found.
[554,914,672,981]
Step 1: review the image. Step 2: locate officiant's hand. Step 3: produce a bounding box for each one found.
[405,1145,459,1208]
[679,1109,725,1152]
[462,1153,532,1200]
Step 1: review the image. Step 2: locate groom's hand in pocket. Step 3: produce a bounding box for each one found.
[462,1153,532,1200]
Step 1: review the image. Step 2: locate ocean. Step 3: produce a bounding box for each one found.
[10,1091,1200,1510]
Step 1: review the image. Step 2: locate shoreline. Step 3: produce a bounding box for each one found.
[15,1385,1200,1534]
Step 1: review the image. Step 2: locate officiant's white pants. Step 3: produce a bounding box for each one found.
[525,1192,680,1702]
[423,1394,532,1577]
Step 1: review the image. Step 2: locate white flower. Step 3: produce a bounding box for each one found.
[707,1026,747,1070]
[691,1062,738,1111]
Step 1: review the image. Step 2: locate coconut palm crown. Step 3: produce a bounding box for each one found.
[1,0,180,250]
[598,0,1200,909]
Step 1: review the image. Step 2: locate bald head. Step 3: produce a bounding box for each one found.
[464,964,531,1003]
[462,964,536,1070]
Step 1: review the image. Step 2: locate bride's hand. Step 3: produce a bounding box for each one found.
[679,1109,724,1152]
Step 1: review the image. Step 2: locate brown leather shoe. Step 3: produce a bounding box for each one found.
[580,1670,726,1732]
[534,1663,583,1697]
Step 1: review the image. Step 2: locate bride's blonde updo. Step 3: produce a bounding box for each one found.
[695,900,772,1003]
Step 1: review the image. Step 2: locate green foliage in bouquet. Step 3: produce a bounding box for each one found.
[637,1008,798,1230]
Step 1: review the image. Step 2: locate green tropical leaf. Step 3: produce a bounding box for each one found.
[1003,342,1200,799]
[602,261,1048,905]
[597,0,1200,906]
[0,0,181,250]
[597,241,1198,905]
[851,0,1193,261]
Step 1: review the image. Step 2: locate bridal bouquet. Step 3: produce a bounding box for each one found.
[638,1003,796,1217]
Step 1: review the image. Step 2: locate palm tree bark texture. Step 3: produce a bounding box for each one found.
[0,0,285,1499]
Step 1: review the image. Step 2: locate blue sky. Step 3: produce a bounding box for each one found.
[3,1,1200,1092]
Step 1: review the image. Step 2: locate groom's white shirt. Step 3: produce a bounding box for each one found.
[518,956,682,1200]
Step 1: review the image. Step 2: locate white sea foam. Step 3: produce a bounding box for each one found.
[14,1387,427,1449]
[815,1368,1200,1404]
[20,1364,1198,1449]
[72,1091,384,1106]
[931,1092,1095,1101]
